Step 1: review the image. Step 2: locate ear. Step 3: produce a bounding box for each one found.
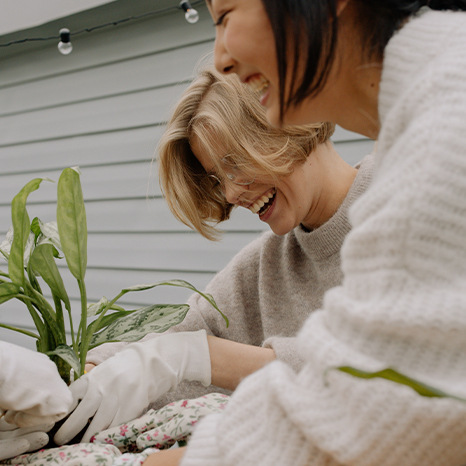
[336,0,352,16]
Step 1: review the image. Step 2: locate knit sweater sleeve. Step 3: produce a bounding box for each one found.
[181,11,466,466]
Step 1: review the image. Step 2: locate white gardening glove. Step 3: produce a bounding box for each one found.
[0,341,72,427]
[0,418,53,461]
[54,330,211,445]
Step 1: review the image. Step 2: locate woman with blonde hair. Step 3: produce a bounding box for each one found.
[53,67,373,451]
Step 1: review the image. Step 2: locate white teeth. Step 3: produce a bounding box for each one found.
[249,189,276,214]
[248,75,269,94]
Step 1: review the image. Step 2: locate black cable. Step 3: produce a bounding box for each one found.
[0,0,203,48]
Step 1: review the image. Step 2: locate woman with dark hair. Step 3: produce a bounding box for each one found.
[142,1,466,465]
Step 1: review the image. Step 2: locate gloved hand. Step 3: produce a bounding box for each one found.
[92,393,230,452]
[0,341,73,427]
[54,330,211,445]
[0,418,53,461]
[1,443,121,466]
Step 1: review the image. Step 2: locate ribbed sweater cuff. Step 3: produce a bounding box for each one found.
[180,414,223,466]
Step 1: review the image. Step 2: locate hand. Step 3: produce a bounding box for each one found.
[54,330,211,445]
[3,443,121,466]
[92,393,229,452]
[0,341,72,427]
[0,417,53,461]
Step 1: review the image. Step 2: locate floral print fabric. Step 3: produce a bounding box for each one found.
[0,394,229,465]
[0,444,121,466]
[92,393,230,452]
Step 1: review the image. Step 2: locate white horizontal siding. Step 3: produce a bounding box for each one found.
[0,0,374,350]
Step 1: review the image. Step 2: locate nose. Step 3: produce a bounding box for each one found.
[223,182,247,204]
[214,31,235,74]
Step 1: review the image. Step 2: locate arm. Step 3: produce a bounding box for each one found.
[87,336,275,393]
[208,336,275,391]
[143,447,186,466]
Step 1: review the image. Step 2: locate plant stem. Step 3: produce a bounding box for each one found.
[77,278,88,377]
[0,323,39,339]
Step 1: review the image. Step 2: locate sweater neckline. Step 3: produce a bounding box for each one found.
[292,154,374,261]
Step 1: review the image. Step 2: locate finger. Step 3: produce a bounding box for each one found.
[0,422,54,440]
[3,410,64,428]
[80,396,119,443]
[22,432,49,452]
[53,394,101,445]
[85,363,96,373]
[0,438,30,461]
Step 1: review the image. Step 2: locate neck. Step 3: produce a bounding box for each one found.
[332,2,383,139]
[301,142,358,230]
[338,63,382,139]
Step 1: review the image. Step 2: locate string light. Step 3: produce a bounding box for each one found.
[180,1,199,24]
[57,28,72,55]
[0,1,203,54]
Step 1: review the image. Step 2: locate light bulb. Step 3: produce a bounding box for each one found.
[58,28,73,55]
[185,8,199,23]
[180,1,199,24]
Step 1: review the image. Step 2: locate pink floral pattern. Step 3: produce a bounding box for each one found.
[92,393,229,453]
[0,443,121,466]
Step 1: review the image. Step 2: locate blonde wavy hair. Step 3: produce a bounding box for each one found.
[157,67,335,240]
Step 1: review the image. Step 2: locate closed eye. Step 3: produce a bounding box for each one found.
[214,11,228,26]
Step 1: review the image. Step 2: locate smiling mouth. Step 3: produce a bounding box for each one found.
[247,75,269,95]
[249,188,276,215]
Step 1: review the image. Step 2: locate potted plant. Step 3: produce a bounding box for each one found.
[0,167,228,384]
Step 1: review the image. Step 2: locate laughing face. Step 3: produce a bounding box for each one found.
[191,135,356,235]
[207,0,380,137]
[207,0,284,127]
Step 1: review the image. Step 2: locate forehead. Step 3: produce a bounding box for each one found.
[190,133,227,172]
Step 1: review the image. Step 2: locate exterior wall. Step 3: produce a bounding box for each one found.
[0,0,374,349]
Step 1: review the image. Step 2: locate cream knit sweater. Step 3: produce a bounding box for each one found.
[181,9,466,466]
[88,157,373,406]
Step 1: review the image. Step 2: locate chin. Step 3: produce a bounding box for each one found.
[269,224,292,236]
[265,106,283,128]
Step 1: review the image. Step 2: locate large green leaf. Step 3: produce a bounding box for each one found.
[337,366,466,403]
[47,344,80,376]
[9,179,44,285]
[56,168,87,281]
[0,282,20,304]
[121,279,228,327]
[29,243,71,312]
[90,304,190,347]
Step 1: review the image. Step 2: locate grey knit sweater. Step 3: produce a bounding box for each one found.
[87,154,374,405]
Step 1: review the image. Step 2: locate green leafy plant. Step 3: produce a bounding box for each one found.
[0,167,228,384]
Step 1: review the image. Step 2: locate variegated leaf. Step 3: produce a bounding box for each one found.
[121,279,228,327]
[47,344,80,376]
[87,296,110,317]
[37,220,63,252]
[90,304,189,346]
